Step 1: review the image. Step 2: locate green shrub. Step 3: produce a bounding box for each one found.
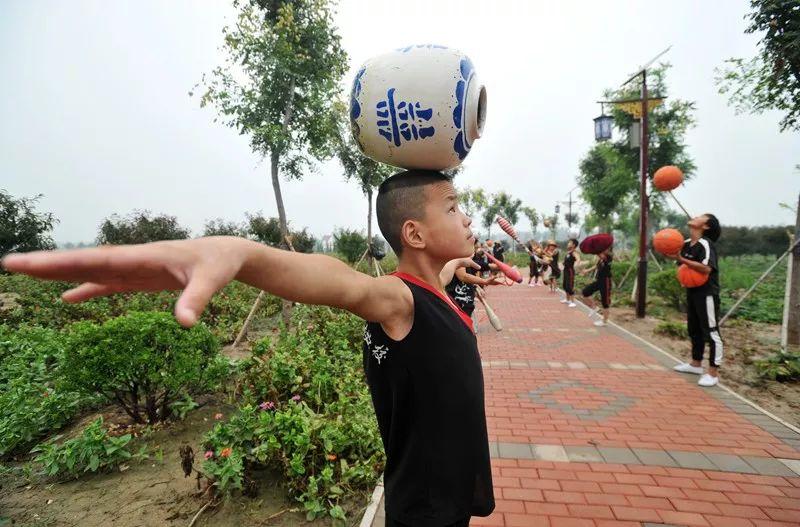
[649,269,686,312]
[333,228,367,264]
[31,417,147,478]
[202,305,383,521]
[0,326,98,458]
[654,320,689,339]
[0,274,280,343]
[755,351,800,383]
[62,312,221,423]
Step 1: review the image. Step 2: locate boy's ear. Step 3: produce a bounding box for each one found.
[401,219,426,251]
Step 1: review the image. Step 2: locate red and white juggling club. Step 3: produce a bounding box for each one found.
[485,251,523,283]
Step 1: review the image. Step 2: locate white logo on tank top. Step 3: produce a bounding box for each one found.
[364,327,388,365]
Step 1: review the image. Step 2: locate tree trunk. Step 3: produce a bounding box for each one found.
[270,80,296,325]
[785,193,800,350]
[366,188,373,274]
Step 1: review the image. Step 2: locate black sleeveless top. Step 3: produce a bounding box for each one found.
[564,251,576,271]
[445,274,476,315]
[363,273,495,525]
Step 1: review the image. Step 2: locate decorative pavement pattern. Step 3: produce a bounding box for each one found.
[368,284,800,527]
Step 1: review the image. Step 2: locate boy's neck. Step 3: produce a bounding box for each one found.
[396,253,449,292]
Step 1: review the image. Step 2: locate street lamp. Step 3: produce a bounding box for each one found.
[593,46,671,318]
[594,104,613,142]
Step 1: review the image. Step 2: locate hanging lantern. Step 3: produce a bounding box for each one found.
[594,112,613,142]
[629,120,641,148]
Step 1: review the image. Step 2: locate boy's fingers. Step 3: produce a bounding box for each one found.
[1,246,143,282]
[62,282,121,303]
[174,268,220,328]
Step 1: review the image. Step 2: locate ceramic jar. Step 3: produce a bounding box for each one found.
[349,45,487,171]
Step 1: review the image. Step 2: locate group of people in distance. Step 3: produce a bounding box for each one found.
[445,212,723,390]
[524,237,613,326]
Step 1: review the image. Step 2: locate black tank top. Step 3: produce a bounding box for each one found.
[363,273,495,525]
[445,274,476,315]
[551,250,560,268]
[564,251,575,270]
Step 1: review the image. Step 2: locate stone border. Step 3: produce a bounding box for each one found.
[489,441,800,477]
[359,477,384,527]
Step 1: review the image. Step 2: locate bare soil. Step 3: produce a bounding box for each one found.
[610,306,800,427]
[0,398,367,527]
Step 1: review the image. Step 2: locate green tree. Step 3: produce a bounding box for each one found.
[579,64,696,236]
[203,218,248,237]
[245,212,315,252]
[97,211,190,245]
[333,228,367,264]
[521,206,539,238]
[288,227,316,253]
[246,213,283,246]
[716,0,800,132]
[458,187,488,221]
[335,101,394,268]
[0,190,57,258]
[483,192,522,239]
[196,0,348,245]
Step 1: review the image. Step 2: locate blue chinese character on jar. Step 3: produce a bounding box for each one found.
[376,88,436,147]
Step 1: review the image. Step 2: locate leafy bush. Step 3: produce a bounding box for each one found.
[202,305,384,521]
[333,228,367,264]
[97,210,190,244]
[0,190,57,256]
[654,320,689,339]
[755,351,800,383]
[0,326,98,458]
[0,274,280,343]
[61,312,221,424]
[649,269,686,312]
[31,417,147,479]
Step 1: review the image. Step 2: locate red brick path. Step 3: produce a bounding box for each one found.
[472,284,800,527]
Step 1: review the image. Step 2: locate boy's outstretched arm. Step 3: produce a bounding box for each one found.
[0,236,413,328]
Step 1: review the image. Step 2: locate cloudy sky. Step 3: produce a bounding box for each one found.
[1,0,798,244]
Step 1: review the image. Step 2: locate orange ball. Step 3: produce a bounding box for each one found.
[653,165,684,191]
[653,228,684,256]
[677,264,709,288]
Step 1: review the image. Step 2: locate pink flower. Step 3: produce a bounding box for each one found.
[214,413,223,420]
[259,401,275,411]
[204,450,214,460]
[291,395,301,402]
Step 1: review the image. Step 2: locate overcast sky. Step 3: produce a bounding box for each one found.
[1,0,798,244]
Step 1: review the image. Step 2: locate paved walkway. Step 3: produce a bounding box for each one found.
[370,284,800,527]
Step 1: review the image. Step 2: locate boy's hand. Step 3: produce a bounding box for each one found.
[1,237,245,327]
[440,257,481,288]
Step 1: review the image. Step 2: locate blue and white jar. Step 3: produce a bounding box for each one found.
[349,45,487,171]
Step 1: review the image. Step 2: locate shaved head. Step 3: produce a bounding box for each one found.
[376,170,452,256]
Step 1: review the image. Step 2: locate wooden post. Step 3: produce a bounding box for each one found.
[786,193,800,350]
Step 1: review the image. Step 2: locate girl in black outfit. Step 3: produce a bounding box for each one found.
[581,247,612,327]
[560,238,580,307]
